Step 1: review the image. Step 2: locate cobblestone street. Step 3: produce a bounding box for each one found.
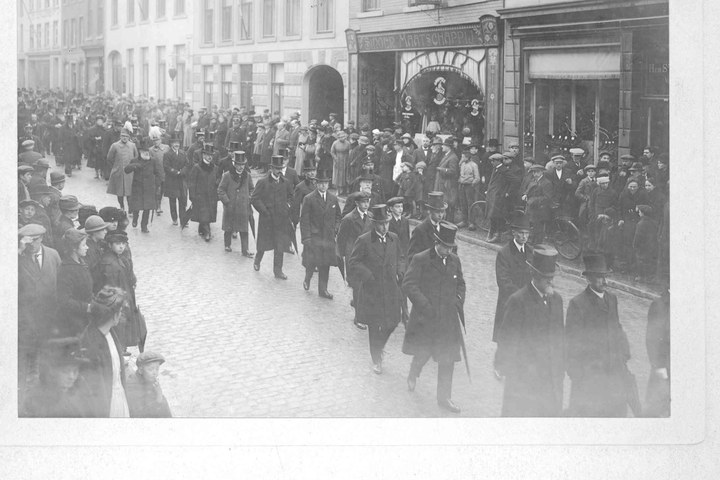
[57,158,654,417]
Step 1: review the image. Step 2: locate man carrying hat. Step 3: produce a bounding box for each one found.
[250,154,295,278]
[163,134,189,226]
[407,191,447,261]
[218,151,255,256]
[106,127,138,211]
[300,169,341,298]
[495,245,565,417]
[402,221,466,413]
[348,204,405,374]
[566,253,632,417]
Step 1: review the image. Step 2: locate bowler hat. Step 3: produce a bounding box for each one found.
[233,151,247,165]
[386,196,404,207]
[425,191,448,211]
[105,230,129,244]
[228,141,241,151]
[368,204,390,222]
[50,172,66,185]
[443,137,455,147]
[526,244,559,278]
[58,195,80,211]
[316,169,332,182]
[510,212,531,230]
[433,221,458,247]
[84,215,110,233]
[19,223,46,237]
[39,337,90,367]
[270,155,284,169]
[136,351,166,367]
[581,252,611,276]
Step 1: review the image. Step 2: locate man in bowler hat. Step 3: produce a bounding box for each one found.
[495,245,565,417]
[407,191,447,262]
[402,221,466,413]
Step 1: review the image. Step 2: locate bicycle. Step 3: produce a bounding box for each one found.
[545,215,582,260]
[469,200,491,237]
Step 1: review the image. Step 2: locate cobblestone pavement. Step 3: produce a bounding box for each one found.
[54,158,654,417]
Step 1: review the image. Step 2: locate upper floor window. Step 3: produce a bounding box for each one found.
[315,0,333,34]
[221,0,232,42]
[157,0,166,18]
[285,0,300,36]
[203,0,214,43]
[127,0,135,24]
[362,0,380,11]
[175,0,185,16]
[140,0,149,21]
[263,0,275,38]
[239,0,253,40]
[111,0,118,27]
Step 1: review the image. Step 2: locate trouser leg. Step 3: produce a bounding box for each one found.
[224,231,232,248]
[437,362,455,403]
[305,267,314,284]
[369,323,396,364]
[240,232,249,253]
[118,196,125,209]
[254,250,265,266]
[141,210,150,229]
[169,197,178,222]
[273,249,284,275]
[409,352,432,379]
[318,265,330,292]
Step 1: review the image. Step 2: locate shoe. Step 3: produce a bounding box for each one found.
[172,220,178,226]
[457,221,467,228]
[204,234,212,242]
[353,320,367,331]
[303,279,310,291]
[253,263,260,271]
[407,376,416,392]
[372,363,383,375]
[319,290,333,300]
[242,251,255,258]
[225,246,232,252]
[274,272,288,280]
[468,224,477,231]
[438,399,461,414]
[141,228,149,233]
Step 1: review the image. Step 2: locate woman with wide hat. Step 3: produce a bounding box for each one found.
[217,151,255,256]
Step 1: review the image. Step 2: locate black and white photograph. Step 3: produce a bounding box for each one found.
[2,0,717,477]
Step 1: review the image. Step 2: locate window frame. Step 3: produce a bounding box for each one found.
[238,0,253,41]
[127,0,135,25]
[221,65,233,109]
[314,0,334,35]
[111,0,118,27]
[221,0,233,43]
[157,0,167,19]
[362,0,380,11]
[262,0,276,39]
[157,46,167,100]
[203,65,214,108]
[203,0,214,45]
[284,0,301,38]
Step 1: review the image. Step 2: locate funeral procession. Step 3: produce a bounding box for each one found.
[16,0,669,418]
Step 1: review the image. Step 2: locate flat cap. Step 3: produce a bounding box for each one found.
[59,195,80,211]
[489,153,505,161]
[50,172,66,185]
[21,139,35,148]
[19,223,46,237]
[386,196,405,206]
[569,147,585,155]
[34,158,51,169]
[136,351,166,367]
[18,165,34,174]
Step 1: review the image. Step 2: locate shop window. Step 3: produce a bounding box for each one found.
[221,0,232,42]
[221,65,232,108]
[263,0,275,37]
[239,64,253,109]
[239,0,253,40]
[315,0,333,34]
[204,65,214,108]
[271,63,284,114]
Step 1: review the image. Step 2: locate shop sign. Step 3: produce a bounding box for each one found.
[355,16,499,53]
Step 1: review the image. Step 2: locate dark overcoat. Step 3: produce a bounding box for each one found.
[545,168,578,216]
[187,161,219,224]
[492,241,533,342]
[162,147,188,198]
[56,258,93,337]
[401,247,466,364]
[217,169,254,233]
[434,150,460,207]
[95,251,141,348]
[407,217,437,261]
[18,246,62,347]
[300,189,341,268]
[566,287,631,417]
[335,208,370,259]
[125,157,162,211]
[79,326,126,418]
[291,179,315,225]
[486,164,513,219]
[389,215,410,259]
[250,173,294,252]
[85,237,105,285]
[524,175,554,224]
[348,230,404,328]
[495,284,565,417]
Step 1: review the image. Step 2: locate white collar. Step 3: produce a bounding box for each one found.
[589,287,605,299]
[513,239,526,253]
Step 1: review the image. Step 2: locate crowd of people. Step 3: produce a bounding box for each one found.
[17,87,669,418]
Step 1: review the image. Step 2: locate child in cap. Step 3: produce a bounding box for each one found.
[125,351,172,418]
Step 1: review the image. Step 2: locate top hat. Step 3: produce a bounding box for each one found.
[368,204,390,222]
[443,137,455,147]
[581,252,611,276]
[233,151,247,165]
[205,131,216,143]
[526,244,559,278]
[202,143,216,155]
[169,132,181,143]
[302,159,318,172]
[270,155,285,169]
[510,212,531,230]
[433,221,458,247]
[316,169,332,182]
[39,337,90,367]
[277,147,289,158]
[425,191,448,211]
[228,141,241,151]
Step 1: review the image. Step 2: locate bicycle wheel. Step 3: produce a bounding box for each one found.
[469,200,490,235]
[554,218,582,260]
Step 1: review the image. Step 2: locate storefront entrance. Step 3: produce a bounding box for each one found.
[305,65,344,125]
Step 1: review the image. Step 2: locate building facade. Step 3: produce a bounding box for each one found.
[191,0,349,123]
[60,0,87,92]
[104,0,194,101]
[499,0,669,161]
[18,0,63,90]
[347,0,503,143]
[81,0,106,94]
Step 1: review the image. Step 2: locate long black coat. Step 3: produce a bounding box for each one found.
[389,215,410,260]
[79,326,126,418]
[486,164,513,219]
[336,208,370,259]
[95,251,140,348]
[56,258,93,337]
[250,173,294,252]
[566,287,630,417]
[348,230,404,329]
[217,169,254,233]
[402,247,466,364]
[125,157,162,212]
[18,246,62,348]
[162,147,188,199]
[300,189,341,268]
[292,179,315,226]
[495,284,565,417]
[407,217,437,262]
[187,161,219,224]
[493,241,533,342]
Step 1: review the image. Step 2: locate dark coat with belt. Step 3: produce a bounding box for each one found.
[566,287,630,417]
[300,189,341,268]
[187,161,219,224]
[162,147,188,199]
[56,258,93,337]
[125,157,163,212]
[495,284,565,417]
[18,246,62,348]
[401,247,466,364]
[250,172,294,252]
[348,229,404,329]
[407,217,437,262]
[79,326,126,418]
[493,241,533,342]
[217,169,254,233]
[336,208,370,260]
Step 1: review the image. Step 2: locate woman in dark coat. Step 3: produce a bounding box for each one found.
[124,148,162,233]
[187,146,219,241]
[217,152,254,255]
[56,229,94,337]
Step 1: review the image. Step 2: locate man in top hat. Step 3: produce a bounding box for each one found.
[187,144,220,241]
[83,114,108,180]
[218,151,255,256]
[566,253,632,417]
[106,127,138,211]
[163,134,189,226]
[250,154,295,279]
[402,221,466,413]
[299,168,341,298]
[292,159,318,227]
[522,163,554,244]
[407,191,448,261]
[52,195,82,241]
[18,165,34,202]
[187,129,206,166]
[348,204,405,373]
[495,245,565,417]
[126,351,172,418]
[19,139,44,166]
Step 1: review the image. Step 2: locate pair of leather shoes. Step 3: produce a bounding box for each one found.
[407,376,416,392]
[274,272,288,280]
[319,290,333,300]
[253,263,260,271]
[438,399,461,414]
[303,279,310,291]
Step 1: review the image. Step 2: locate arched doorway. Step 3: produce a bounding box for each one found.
[304,65,344,125]
[108,51,122,93]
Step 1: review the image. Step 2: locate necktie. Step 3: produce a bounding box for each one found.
[34,253,41,269]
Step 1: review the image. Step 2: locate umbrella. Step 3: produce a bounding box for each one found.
[180,204,193,228]
[457,306,471,383]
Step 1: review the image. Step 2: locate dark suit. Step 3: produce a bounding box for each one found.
[162,147,189,223]
[545,168,578,217]
[251,173,294,274]
[495,283,565,417]
[566,287,630,417]
[300,189,341,293]
[407,217,439,262]
[492,241,533,342]
[282,166,301,188]
[336,208,371,321]
[291,178,315,226]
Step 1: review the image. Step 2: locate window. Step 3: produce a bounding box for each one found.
[70,19,76,47]
[111,0,118,26]
[239,0,253,40]
[20,24,23,52]
[174,44,186,99]
[45,0,49,7]
[98,2,103,35]
[29,25,34,50]
[239,64,253,109]
[37,23,41,49]
[62,20,67,46]
[175,0,185,16]
[270,63,284,114]
[221,65,232,108]
[221,0,232,42]
[88,3,93,37]
[157,46,166,99]
[285,0,300,36]
[127,0,134,24]
[203,65,214,108]
[263,0,275,37]
[203,0,214,43]
[362,0,380,11]
[141,47,149,95]
[44,23,49,48]
[78,17,83,45]
[127,49,135,94]
[316,0,333,33]
[140,0,149,21]
[53,21,58,46]
[157,0,166,18]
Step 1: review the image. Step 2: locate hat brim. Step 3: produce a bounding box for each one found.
[85,223,110,233]
[425,202,448,211]
[432,232,456,248]
[526,260,557,278]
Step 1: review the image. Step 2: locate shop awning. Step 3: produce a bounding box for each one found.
[528,47,620,80]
